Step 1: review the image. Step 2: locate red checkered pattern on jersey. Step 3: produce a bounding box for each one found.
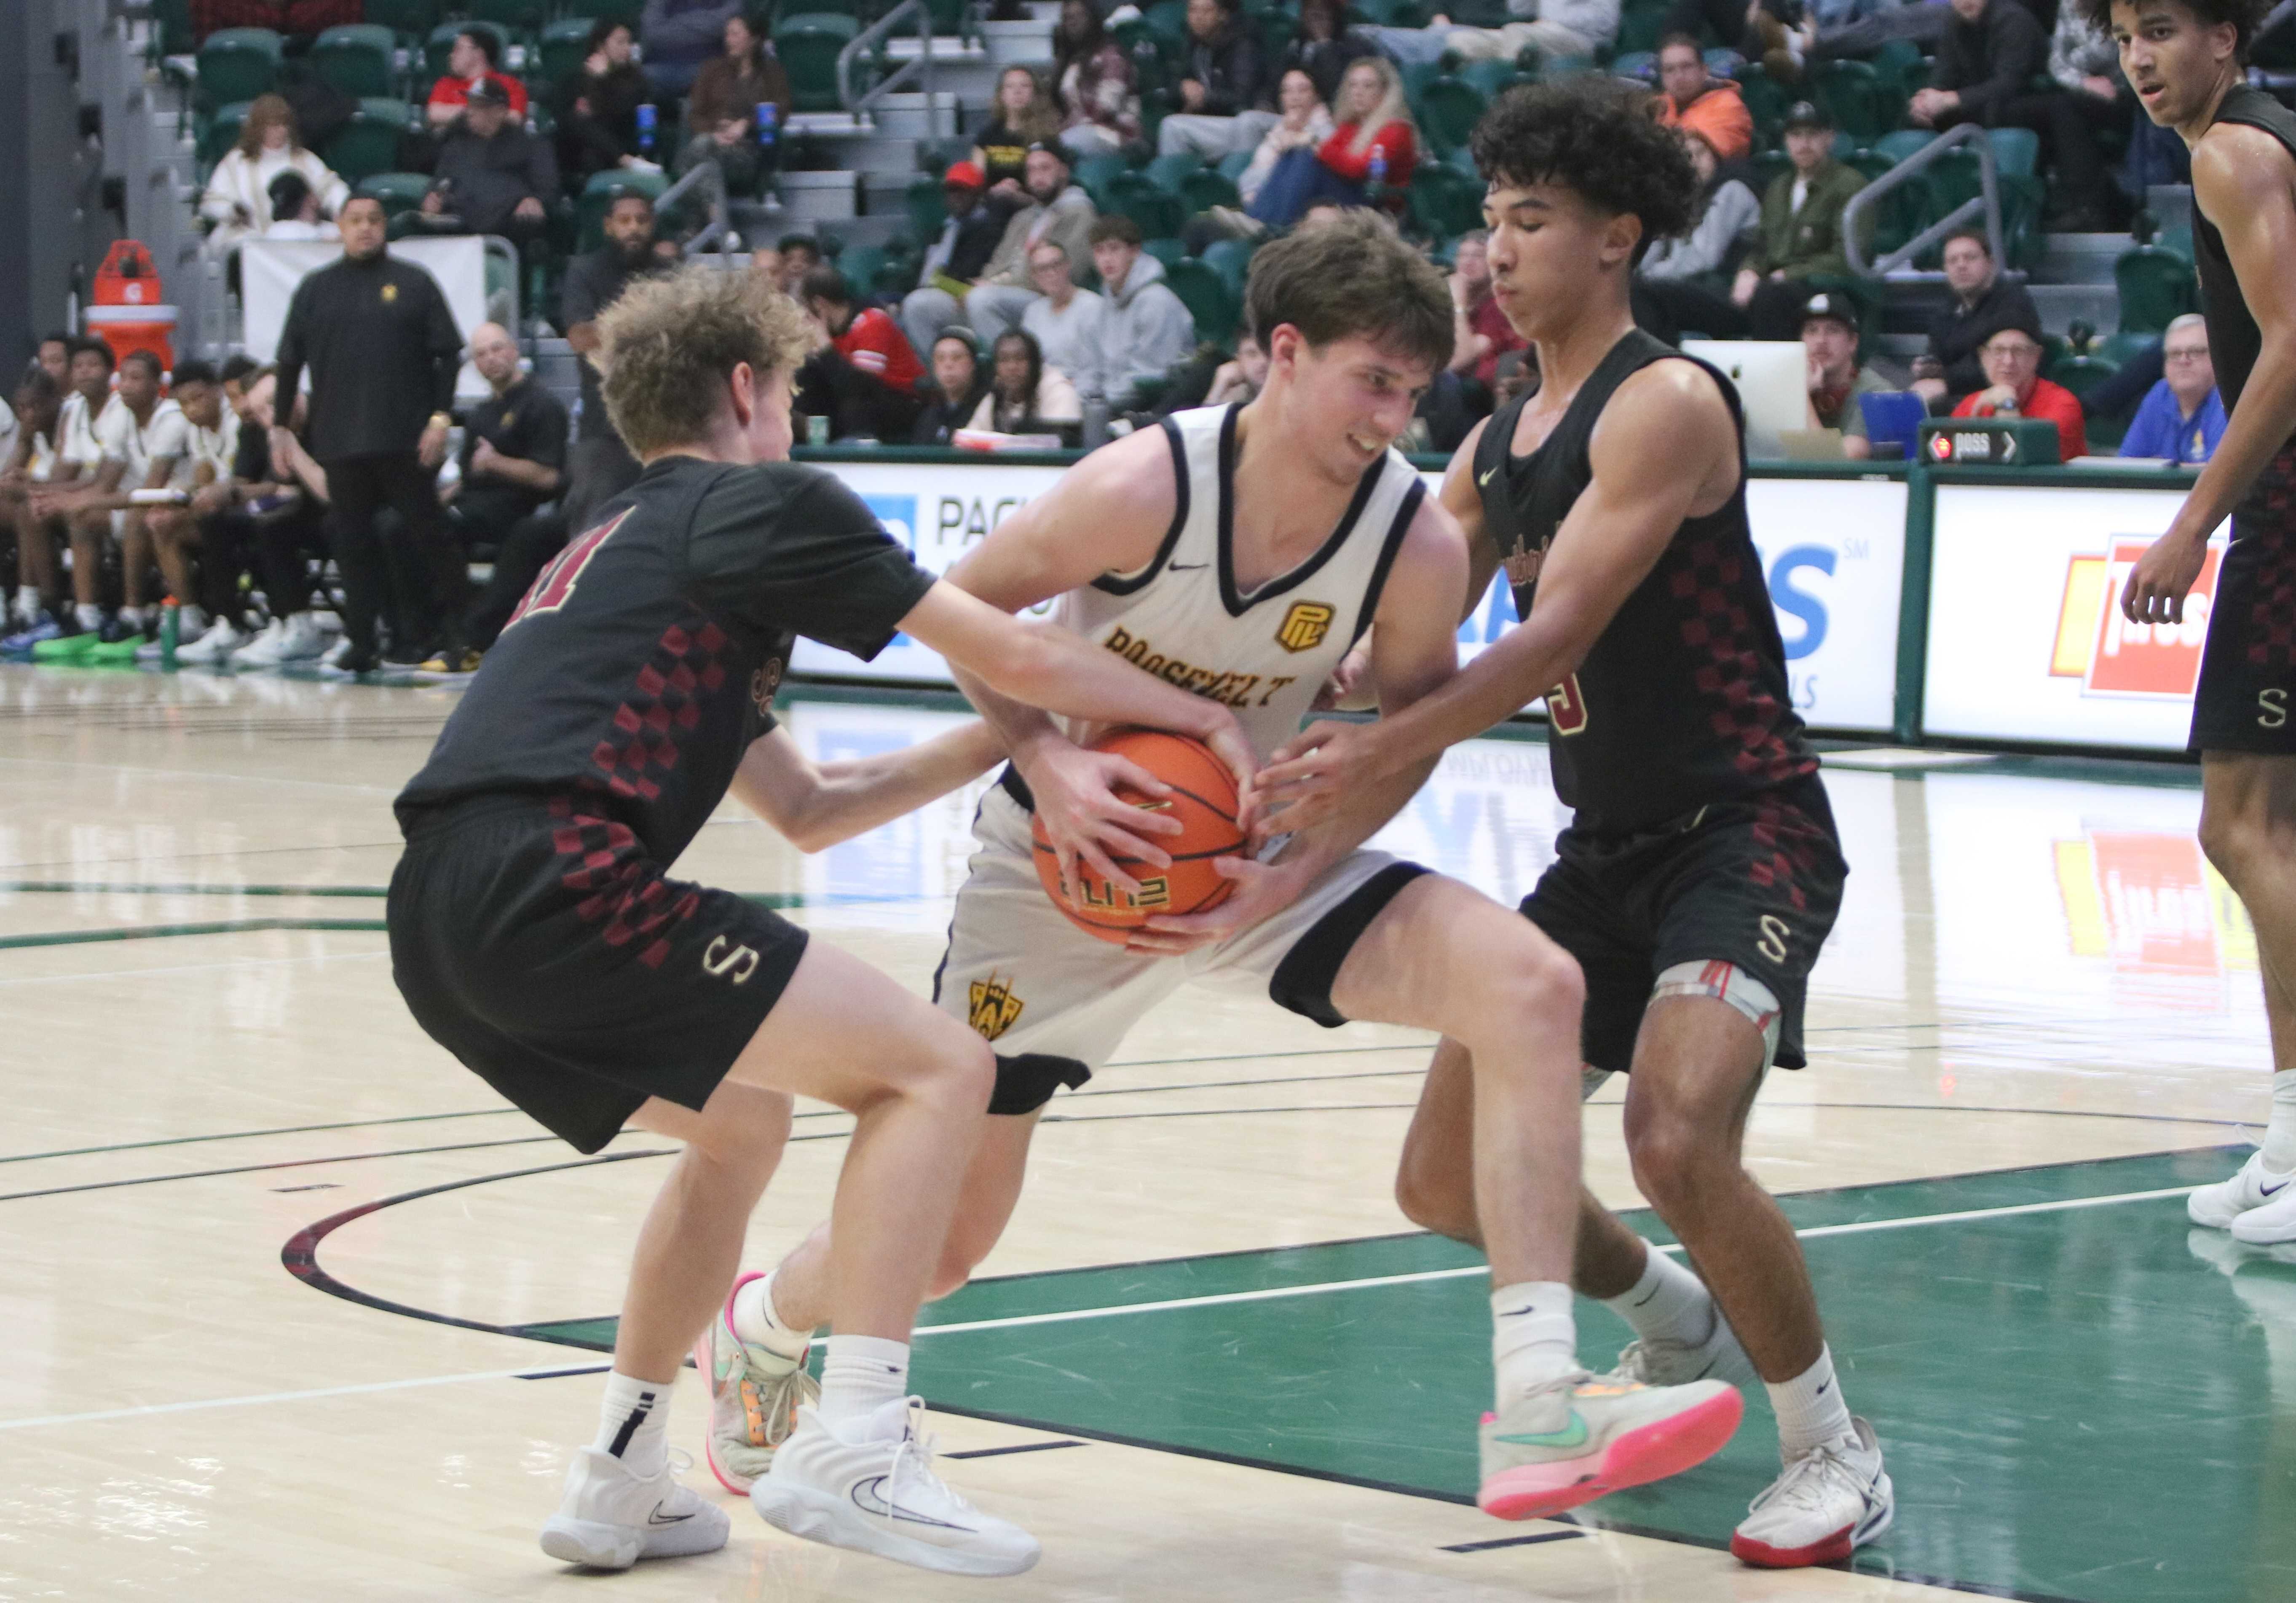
[1746,794,1828,915]
[1668,535,1813,788]
[589,618,729,802]
[2237,444,2296,670]
[547,796,702,970]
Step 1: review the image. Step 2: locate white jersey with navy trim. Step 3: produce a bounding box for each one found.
[1049,403,1425,761]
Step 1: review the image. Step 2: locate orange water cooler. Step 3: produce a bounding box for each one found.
[85,240,178,373]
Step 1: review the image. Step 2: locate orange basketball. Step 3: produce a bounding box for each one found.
[1031,728,1247,945]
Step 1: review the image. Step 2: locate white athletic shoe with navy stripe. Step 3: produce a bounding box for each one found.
[538,1447,729,1570]
[752,1397,1039,1576]
[1731,1417,1892,1568]
[2191,1150,2296,1230]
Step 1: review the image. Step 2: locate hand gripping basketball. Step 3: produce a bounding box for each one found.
[1032,729,1248,945]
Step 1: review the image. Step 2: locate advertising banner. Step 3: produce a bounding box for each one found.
[239,237,496,400]
[796,458,1907,733]
[1924,482,2215,750]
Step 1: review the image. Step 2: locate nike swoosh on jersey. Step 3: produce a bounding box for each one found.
[1495,1411,1591,1451]
[1479,466,1496,486]
[850,1475,970,1529]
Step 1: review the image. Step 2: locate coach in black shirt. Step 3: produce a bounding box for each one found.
[273,196,467,671]
[560,187,675,526]
[448,321,573,662]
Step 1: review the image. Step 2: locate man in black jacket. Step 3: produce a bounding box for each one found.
[418,80,559,248]
[1910,229,2044,408]
[1909,0,2116,229]
[1156,0,1276,160]
[273,196,466,673]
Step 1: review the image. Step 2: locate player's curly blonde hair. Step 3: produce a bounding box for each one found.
[595,263,814,456]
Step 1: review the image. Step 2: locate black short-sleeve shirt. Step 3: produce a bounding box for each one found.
[396,454,936,860]
[458,375,571,512]
[561,247,669,436]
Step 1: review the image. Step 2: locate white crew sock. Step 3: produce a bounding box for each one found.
[730,1269,814,1361]
[1768,1346,1855,1458]
[116,605,145,629]
[817,1335,911,1436]
[75,603,102,632]
[1601,1241,1718,1349]
[1490,1281,1578,1409]
[2263,1071,2296,1173]
[592,1371,672,1477]
[14,586,37,621]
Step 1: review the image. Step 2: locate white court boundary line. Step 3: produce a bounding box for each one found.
[0,1183,2194,1434]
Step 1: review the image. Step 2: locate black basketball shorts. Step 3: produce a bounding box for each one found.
[388,794,811,1153]
[1518,774,1846,1077]
[2191,445,2296,756]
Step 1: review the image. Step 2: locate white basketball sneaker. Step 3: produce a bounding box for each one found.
[692,1271,818,1493]
[752,1398,1041,1576]
[1477,1372,1744,1521]
[2232,1179,2296,1244]
[2189,1150,2296,1229]
[1607,1295,1760,1393]
[1730,1417,1893,1568]
[538,1446,729,1571]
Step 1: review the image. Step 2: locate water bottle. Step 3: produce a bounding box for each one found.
[755,101,778,150]
[636,102,657,156]
[1081,394,1110,450]
[158,596,179,670]
[1366,147,1388,203]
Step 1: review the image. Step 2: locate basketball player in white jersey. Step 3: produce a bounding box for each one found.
[714,214,1745,1528]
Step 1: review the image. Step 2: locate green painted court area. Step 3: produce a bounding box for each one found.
[525,1147,2296,1603]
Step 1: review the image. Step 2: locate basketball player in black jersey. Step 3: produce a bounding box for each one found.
[2108,0,2296,1243]
[1258,80,1892,1566]
[386,266,1262,1578]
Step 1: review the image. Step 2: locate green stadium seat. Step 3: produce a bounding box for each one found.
[1872,128,1935,165]
[1143,236,1187,269]
[2046,354,2120,409]
[1165,256,1240,343]
[904,174,946,241]
[1200,235,1257,295]
[363,0,442,46]
[1988,127,2040,177]
[1615,0,1671,56]
[1179,168,1242,212]
[152,0,195,57]
[1216,147,1255,182]
[1074,151,1131,197]
[565,0,643,23]
[774,14,862,114]
[1415,77,1486,156]
[311,26,398,100]
[2096,331,2161,367]
[355,172,436,223]
[1456,58,1526,101]
[2154,223,2194,265]
[196,28,282,113]
[1408,164,1484,239]
[1106,172,1186,240]
[198,101,253,168]
[1736,62,1791,147]
[1350,0,1430,25]
[1144,152,1204,193]
[1812,58,1896,144]
[325,104,414,185]
[539,18,599,94]
[2116,245,2200,333]
[469,0,549,36]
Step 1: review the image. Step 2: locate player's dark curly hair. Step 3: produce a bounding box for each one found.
[2077,0,2269,60]
[1469,78,1699,264]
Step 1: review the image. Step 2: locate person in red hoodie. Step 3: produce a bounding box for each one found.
[1246,56,1417,229]
[795,265,926,442]
[1950,318,2087,462]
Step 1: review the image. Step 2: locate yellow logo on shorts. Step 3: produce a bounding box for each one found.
[968,974,1024,1041]
[1275,601,1335,654]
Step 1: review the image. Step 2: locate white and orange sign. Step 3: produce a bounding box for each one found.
[2050,538,2223,697]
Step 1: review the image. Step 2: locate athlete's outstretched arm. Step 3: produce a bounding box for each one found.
[727,721,1006,852]
[1257,362,1736,828]
[1443,416,1503,622]
[2127,126,2296,623]
[1130,498,1470,954]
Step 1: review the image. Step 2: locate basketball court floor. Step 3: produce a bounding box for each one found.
[3,668,2291,1603]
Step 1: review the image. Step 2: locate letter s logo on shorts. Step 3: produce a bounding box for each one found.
[1756,914,1790,965]
[702,936,761,985]
[2263,688,2289,729]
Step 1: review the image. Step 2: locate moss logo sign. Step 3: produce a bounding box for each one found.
[2052,538,2223,697]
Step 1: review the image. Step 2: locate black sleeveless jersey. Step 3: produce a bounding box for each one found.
[2197,84,2296,418]
[1473,329,1816,836]
[396,455,934,861]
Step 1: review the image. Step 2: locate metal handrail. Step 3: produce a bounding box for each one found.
[839,0,942,130]
[1842,121,2005,281]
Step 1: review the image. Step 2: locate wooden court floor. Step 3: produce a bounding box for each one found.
[1,669,2289,1603]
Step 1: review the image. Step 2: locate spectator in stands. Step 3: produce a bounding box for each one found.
[262,171,338,241]
[2032,4,2130,231]
[1910,228,2040,406]
[1247,56,1416,230]
[976,67,1064,205]
[1238,70,1335,208]
[972,329,1082,433]
[1952,319,2087,458]
[1158,0,1277,161]
[913,331,990,444]
[774,236,824,295]
[949,144,1099,347]
[1376,0,1621,67]
[1205,332,1270,406]
[1053,0,1140,155]
[900,163,1008,359]
[1662,0,1800,68]
[562,190,675,525]
[1,370,62,644]
[273,195,466,675]
[1652,33,1753,162]
[678,13,792,202]
[555,19,661,185]
[1798,0,1954,67]
[1084,214,1197,409]
[2119,314,2225,465]
[33,334,69,390]
[1732,100,1864,339]
[1799,292,1886,458]
[796,267,927,441]
[1634,128,1759,337]
[419,81,557,247]
[30,349,187,647]
[428,321,569,673]
[1448,230,1527,400]
[1020,241,1106,403]
[200,95,348,258]
[1910,0,2116,228]
[1278,0,1377,107]
[425,28,529,132]
[640,0,741,99]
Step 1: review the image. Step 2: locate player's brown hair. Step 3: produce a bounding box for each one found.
[595,263,813,456]
[1242,209,1453,375]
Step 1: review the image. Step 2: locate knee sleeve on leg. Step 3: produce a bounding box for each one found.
[1651,961,1782,1067]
